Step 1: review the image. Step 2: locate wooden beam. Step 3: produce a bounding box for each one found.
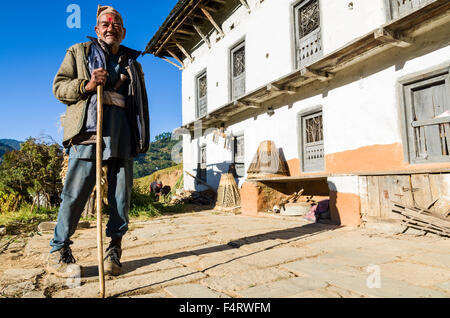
[374,28,412,48]
[200,5,225,37]
[193,24,211,48]
[172,34,191,41]
[191,13,208,20]
[174,40,193,62]
[166,49,185,68]
[176,28,196,35]
[267,83,296,95]
[300,67,333,82]
[155,0,205,56]
[239,0,251,13]
[203,6,218,13]
[234,100,261,109]
[161,57,183,70]
[211,0,226,4]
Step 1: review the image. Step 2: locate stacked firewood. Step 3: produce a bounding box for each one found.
[272,189,304,212]
[170,189,216,206]
[392,201,450,237]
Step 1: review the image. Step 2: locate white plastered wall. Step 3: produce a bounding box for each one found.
[179,0,450,191]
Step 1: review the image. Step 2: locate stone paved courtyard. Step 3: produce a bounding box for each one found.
[0,210,449,298]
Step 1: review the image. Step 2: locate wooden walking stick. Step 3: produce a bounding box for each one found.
[96,84,105,298]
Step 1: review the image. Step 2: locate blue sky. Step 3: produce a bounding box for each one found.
[0,0,181,143]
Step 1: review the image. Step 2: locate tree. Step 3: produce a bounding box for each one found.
[0,137,64,210]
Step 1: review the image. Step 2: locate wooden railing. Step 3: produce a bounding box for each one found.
[296,28,323,69]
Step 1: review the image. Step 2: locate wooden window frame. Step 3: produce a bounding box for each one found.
[229,40,246,101]
[292,0,323,70]
[397,63,450,164]
[297,105,325,172]
[195,69,208,119]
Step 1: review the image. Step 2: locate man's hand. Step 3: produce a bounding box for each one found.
[85,68,108,92]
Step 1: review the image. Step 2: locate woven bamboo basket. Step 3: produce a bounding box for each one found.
[247,140,289,179]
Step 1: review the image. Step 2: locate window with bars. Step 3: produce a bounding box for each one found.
[231,41,246,100]
[401,68,450,164]
[294,0,323,69]
[196,71,207,118]
[233,135,245,178]
[299,109,324,172]
[197,145,207,182]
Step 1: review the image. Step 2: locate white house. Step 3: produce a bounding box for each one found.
[145,0,450,226]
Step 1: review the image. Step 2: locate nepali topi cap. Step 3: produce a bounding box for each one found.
[97,5,123,25]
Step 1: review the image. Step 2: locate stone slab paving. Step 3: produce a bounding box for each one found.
[164,283,231,298]
[0,210,449,298]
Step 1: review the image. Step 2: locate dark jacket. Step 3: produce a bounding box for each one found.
[53,37,150,156]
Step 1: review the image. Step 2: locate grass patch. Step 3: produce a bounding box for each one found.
[0,204,58,235]
[133,163,183,190]
[129,184,185,219]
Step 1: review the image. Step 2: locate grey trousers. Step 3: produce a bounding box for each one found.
[50,157,133,253]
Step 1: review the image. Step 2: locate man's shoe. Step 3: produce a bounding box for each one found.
[104,245,122,276]
[47,246,82,278]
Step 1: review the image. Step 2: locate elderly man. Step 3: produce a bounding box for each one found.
[48,5,149,277]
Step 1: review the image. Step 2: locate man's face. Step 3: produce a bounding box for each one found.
[95,13,126,46]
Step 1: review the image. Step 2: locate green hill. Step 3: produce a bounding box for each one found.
[133,132,181,179]
[0,143,14,162]
[0,139,21,150]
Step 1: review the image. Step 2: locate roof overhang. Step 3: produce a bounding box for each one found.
[144,0,245,69]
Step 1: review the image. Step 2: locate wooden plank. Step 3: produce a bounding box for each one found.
[411,116,450,127]
[233,101,261,109]
[267,83,296,95]
[378,176,390,219]
[193,24,211,48]
[413,84,445,158]
[359,176,370,221]
[367,176,381,218]
[238,0,251,12]
[161,57,183,70]
[174,40,193,62]
[176,28,196,35]
[300,67,332,82]
[441,123,450,156]
[402,207,450,229]
[200,5,225,37]
[373,27,412,47]
[380,175,412,219]
[394,175,415,207]
[411,174,434,210]
[166,49,185,68]
[429,173,450,215]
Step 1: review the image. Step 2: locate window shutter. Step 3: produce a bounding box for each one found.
[196,72,207,118]
[231,42,246,100]
[302,111,324,172]
[403,71,450,163]
[294,0,323,69]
